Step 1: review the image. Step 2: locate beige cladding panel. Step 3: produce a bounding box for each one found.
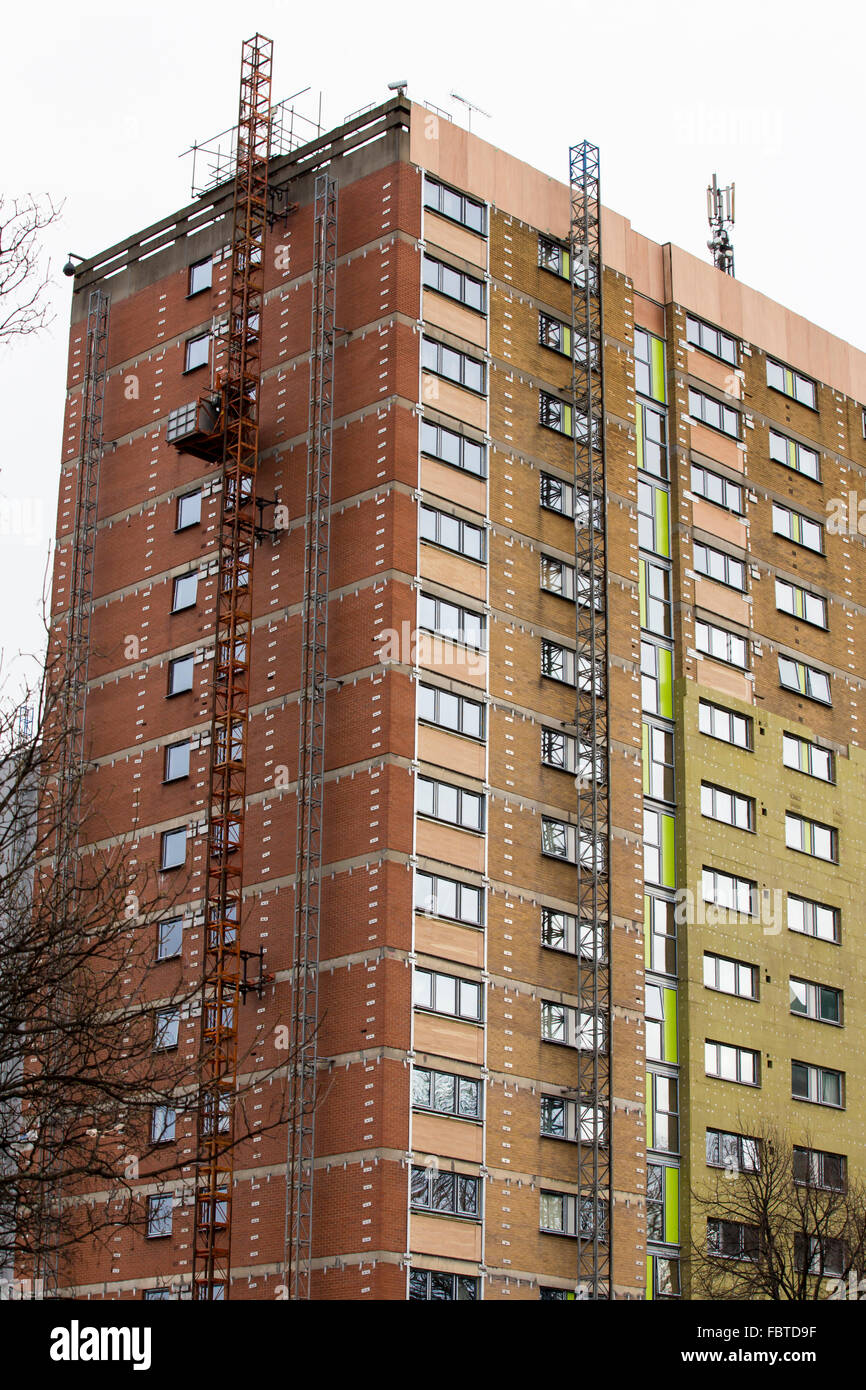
[690,423,744,472]
[412,1112,484,1163]
[693,578,751,627]
[419,543,486,600]
[419,458,487,515]
[417,724,486,780]
[410,1213,483,1261]
[423,289,487,348]
[693,657,754,705]
[415,915,484,968]
[691,499,748,547]
[414,1012,484,1065]
[421,372,486,430]
[416,818,485,874]
[416,632,487,689]
[424,210,487,267]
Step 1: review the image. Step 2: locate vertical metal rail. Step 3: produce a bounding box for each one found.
[569,141,612,1300]
[285,171,338,1301]
[193,33,272,1302]
[38,286,109,1296]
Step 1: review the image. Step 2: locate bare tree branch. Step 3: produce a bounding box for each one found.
[0,195,63,346]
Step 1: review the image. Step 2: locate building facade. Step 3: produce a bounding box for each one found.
[49,95,866,1300]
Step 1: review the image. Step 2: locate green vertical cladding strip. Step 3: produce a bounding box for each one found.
[646,1071,654,1146]
[661,813,676,887]
[646,1256,654,1301]
[794,588,804,618]
[562,250,571,281]
[665,1167,679,1244]
[641,723,650,794]
[787,439,797,471]
[659,647,673,718]
[798,663,807,693]
[785,368,794,396]
[639,562,647,629]
[636,407,644,472]
[664,987,678,1063]
[656,487,670,557]
[563,403,573,437]
[651,335,666,404]
[644,895,652,967]
[563,325,572,357]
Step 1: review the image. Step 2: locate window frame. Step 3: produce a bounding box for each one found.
[785,812,838,863]
[157,916,183,961]
[188,257,212,296]
[695,619,748,670]
[164,739,191,783]
[183,332,210,373]
[171,572,199,613]
[413,967,484,1022]
[412,1066,482,1121]
[698,699,752,750]
[175,490,202,531]
[423,176,486,235]
[418,592,486,650]
[414,869,484,926]
[146,1194,173,1239]
[160,826,187,872]
[768,428,820,482]
[151,1104,176,1145]
[410,1165,481,1219]
[787,893,840,944]
[772,502,824,554]
[705,1039,760,1087]
[706,1128,761,1174]
[700,781,755,832]
[416,774,485,833]
[688,386,740,439]
[766,356,817,410]
[782,733,834,782]
[703,951,758,1000]
[153,1007,180,1052]
[690,462,744,514]
[420,418,487,478]
[775,578,828,629]
[416,683,485,741]
[789,975,843,1026]
[693,541,746,592]
[167,654,195,696]
[686,314,738,365]
[419,503,486,563]
[421,335,486,393]
[792,1060,844,1108]
[421,255,486,313]
[539,471,575,517]
[701,867,757,916]
[793,1146,847,1192]
[778,655,831,704]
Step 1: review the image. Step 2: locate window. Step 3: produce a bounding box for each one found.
[792,1061,844,1107]
[643,723,674,801]
[157,917,182,961]
[171,572,198,612]
[541,639,575,686]
[146,1195,173,1238]
[693,541,745,591]
[167,654,195,695]
[707,1219,760,1261]
[541,907,604,960]
[787,893,839,943]
[772,503,823,553]
[796,1235,845,1278]
[636,401,668,478]
[541,817,604,872]
[648,1072,679,1153]
[539,1288,571,1301]
[413,968,482,1022]
[793,1147,846,1192]
[153,1007,180,1051]
[643,809,674,887]
[785,813,837,862]
[412,1067,481,1120]
[778,656,831,704]
[188,258,212,295]
[640,559,671,635]
[539,391,572,436]
[706,1129,760,1173]
[419,504,485,561]
[184,333,210,372]
[705,1041,760,1086]
[417,776,484,832]
[538,235,569,278]
[164,740,191,782]
[695,620,748,669]
[541,1096,606,1144]
[768,428,820,481]
[422,256,485,312]
[414,870,483,926]
[686,314,737,365]
[421,337,485,392]
[541,728,576,774]
[650,1256,681,1298]
[541,1002,605,1051]
[702,867,756,916]
[775,579,827,629]
[409,1269,479,1300]
[423,176,485,234]
[783,733,834,781]
[638,479,670,557]
[176,490,202,530]
[420,418,486,477]
[690,463,744,514]
[634,328,666,403]
[417,683,484,740]
[151,1105,176,1144]
[418,593,485,649]
[646,896,677,977]
[539,311,569,355]
[790,977,842,1025]
[641,641,672,717]
[700,782,755,831]
[766,356,817,409]
[703,952,758,999]
[646,1163,668,1242]
[160,827,187,871]
[699,700,752,749]
[410,1165,480,1218]
[688,387,739,438]
[540,471,574,517]
[540,1192,607,1239]
[540,554,575,600]
[143,1289,173,1301]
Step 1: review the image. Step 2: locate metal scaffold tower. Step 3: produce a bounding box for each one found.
[193,32,272,1302]
[284,170,338,1301]
[569,140,612,1300]
[39,285,110,1296]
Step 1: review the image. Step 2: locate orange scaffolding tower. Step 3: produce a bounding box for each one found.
[192,32,272,1301]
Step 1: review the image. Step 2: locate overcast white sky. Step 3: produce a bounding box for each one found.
[1,0,864,691]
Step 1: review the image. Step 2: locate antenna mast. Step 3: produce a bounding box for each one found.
[707,173,735,276]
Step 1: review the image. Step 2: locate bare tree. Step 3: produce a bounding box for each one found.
[687,1120,866,1300]
[0,195,62,346]
[0,645,289,1292]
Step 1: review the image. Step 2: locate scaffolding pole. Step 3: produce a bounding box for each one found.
[569,140,612,1300]
[38,285,109,1296]
[285,170,338,1301]
[192,32,272,1302]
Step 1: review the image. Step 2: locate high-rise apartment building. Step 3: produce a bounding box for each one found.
[49,72,866,1301]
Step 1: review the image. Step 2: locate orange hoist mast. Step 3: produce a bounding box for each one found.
[192,32,272,1301]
